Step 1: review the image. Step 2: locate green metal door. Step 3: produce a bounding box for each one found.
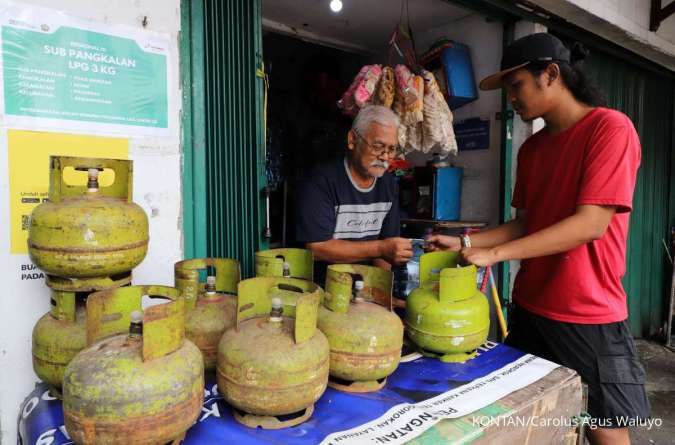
[584,51,675,337]
[181,0,268,276]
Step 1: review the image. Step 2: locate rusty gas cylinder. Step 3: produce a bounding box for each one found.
[217,277,329,429]
[28,156,148,281]
[62,285,203,444]
[318,264,404,392]
[32,290,88,390]
[175,257,240,370]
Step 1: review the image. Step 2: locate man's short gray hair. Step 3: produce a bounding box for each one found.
[352,105,400,135]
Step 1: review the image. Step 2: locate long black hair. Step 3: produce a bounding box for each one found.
[527,43,606,107]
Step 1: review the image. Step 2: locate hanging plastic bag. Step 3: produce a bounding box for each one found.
[404,74,424,125]
[370,66,395,108]
[337,65,382,117]
[405,121,423,153]
[421,70,458,155]
[394,65,419,106]
[392,80,408,150]
[337,65,368,117]
[355,65,383,108]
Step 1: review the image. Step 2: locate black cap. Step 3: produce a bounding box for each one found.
[479,33,571,90]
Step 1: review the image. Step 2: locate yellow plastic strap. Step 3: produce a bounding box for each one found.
[256,62,269,158]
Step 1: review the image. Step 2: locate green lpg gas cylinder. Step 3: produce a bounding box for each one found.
[32,290,88,390]
[175,257,240,370]
[217,277,329,429]
[255,248,313,281]
[28,157,148,285]
[405,251,490,363]
[317,264,403,392]
[62,286,203,445]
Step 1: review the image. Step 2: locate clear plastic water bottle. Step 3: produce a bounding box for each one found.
[476,267,486,290]
[404,241,424,296]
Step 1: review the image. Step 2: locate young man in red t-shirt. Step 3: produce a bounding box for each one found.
[429,33,649,445]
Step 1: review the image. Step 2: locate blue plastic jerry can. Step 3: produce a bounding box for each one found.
[440,42,478,109]
[433,167,462,221]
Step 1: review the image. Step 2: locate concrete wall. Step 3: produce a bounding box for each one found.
[530,0,675,70]
[411,14,504,340]
[414,17,557,334]
[0,1,183,443]
[414,14,504,227]
[506,21,548,294]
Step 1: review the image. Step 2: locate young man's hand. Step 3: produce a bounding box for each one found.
[425,234,462,252]
[380,237,413,264]
[461,247,500,267]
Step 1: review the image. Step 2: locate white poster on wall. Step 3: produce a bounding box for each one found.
[0,3,182,444]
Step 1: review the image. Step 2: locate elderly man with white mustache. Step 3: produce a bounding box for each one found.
[296,105,413,285]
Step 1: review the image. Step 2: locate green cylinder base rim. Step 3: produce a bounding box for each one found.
[328,376,386,393]
[418,347,478,363]
[46,272,132,292]
[233,404,314,429]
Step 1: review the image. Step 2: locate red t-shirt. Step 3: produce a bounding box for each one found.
[511,107,641,324]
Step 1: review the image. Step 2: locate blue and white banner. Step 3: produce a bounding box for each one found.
[320,354,559,445]
[19,342,559,445]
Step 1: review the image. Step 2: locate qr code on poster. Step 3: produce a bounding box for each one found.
[22,214,30,231]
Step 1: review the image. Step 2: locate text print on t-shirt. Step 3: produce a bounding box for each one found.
[333,202,393,239]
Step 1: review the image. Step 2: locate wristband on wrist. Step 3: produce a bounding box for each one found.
[459,234,471,248]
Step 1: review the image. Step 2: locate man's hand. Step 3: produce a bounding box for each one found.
[461,247,500,267]
[380,237,413,265]
[426,234,462,252]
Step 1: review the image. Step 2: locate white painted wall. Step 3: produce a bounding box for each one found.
[506,21,548,295]
[414,14,504,227]
[414,17,561,337]
[0,1,183,443]
[409,15,504,340]
[530,0,675,70]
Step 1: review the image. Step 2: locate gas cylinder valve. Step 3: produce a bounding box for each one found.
[205,275,216,294]
[353,280,365,303]
[270,297,283,321]
[129,310,143,338]
[87,168,99,192]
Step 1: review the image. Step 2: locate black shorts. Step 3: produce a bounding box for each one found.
[504,304,651,428]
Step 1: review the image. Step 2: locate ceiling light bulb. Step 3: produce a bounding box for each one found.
[329,0,343,13]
